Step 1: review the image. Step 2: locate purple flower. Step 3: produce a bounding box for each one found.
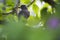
[47,17,59,28]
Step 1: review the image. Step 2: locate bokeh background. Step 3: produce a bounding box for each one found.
[0,0,60,40]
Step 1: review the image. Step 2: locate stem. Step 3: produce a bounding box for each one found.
[27,0,35,7]
[2,0,20,15]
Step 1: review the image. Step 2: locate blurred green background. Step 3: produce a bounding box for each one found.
[0,0,60,40]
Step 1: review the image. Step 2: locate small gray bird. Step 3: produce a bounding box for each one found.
[18,5,30,19]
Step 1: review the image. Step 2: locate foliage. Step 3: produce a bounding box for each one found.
[0,0,60,40]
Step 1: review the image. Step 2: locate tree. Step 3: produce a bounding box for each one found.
[0,0,60,40]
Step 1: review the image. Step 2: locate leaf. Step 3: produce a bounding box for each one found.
[55,4,60,17]
[6,0,15,7]
[27,16,40,27]
[32,3,39,18]
[40,7,51,25]
[21,0,31,4]
[56,0,60,3]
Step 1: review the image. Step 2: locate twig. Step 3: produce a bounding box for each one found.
[2,0,20,15]
[18,0,35,8]
[15,0,20,15]
[27,0,35,7]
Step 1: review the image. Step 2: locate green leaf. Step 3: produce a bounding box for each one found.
[32,3,39,18]
[40,7,51,25]
[27,16,40,27]
[56,0,60,3]
[21,0,31,4]
[55,4,60,17]
[6,0,15,7]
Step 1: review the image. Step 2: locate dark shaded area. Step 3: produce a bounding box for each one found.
[0,20,6,25]
[43,0,56,7]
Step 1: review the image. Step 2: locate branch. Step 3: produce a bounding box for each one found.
[18,0,35,8]
[2,0,20,15]
[27,0,35,7]
[11,0,20,15]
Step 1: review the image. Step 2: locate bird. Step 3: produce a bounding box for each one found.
[18,5,30,19]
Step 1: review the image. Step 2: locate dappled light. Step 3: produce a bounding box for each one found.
[0,0,60,40]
